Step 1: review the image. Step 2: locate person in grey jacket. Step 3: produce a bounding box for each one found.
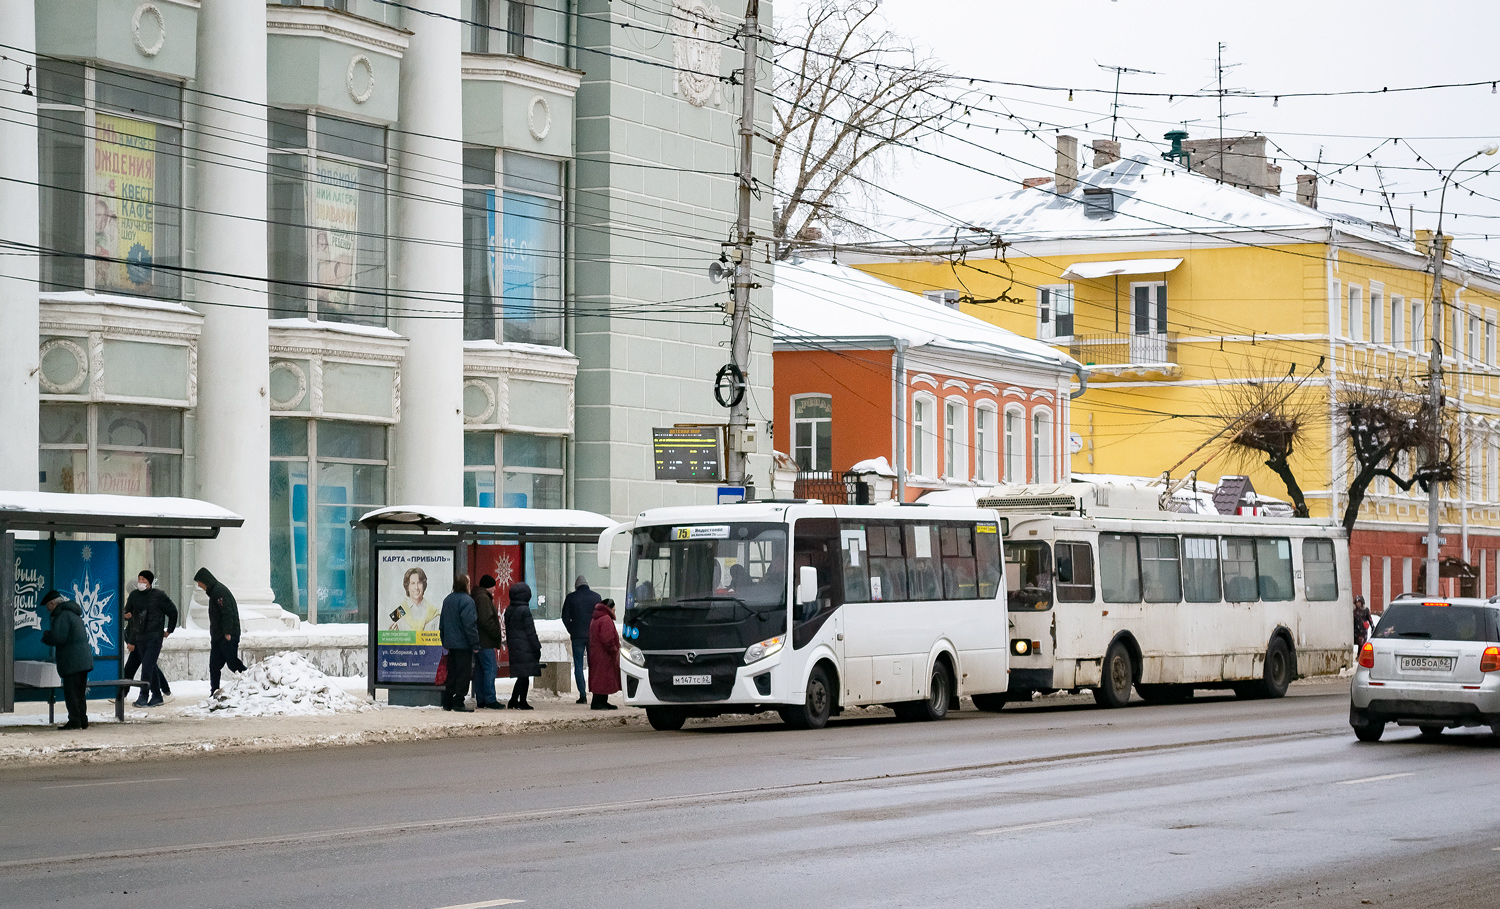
[40,590,94,730]
[440,574,479,712]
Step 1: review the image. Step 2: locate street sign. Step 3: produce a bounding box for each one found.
[653,426,723,482]
[717,486,747,505]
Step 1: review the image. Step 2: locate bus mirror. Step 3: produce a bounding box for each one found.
[797,565,817,605]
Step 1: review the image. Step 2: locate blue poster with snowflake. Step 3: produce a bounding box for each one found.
[12,538,52,664]
[51,541,121,687]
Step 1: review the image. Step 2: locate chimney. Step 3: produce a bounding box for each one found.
[1022,176,1054,190]
[1091,139,1121,168]
[1182,135,1271,195]
[1055,134,1078,195]
[1296,173,1317,209]
[1265,162,1282,196]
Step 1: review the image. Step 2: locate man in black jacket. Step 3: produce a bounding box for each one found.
[41,590,94,730]
[471,575,504,709]
[123,569,178,707]
[196,567,247,693]
[561,576,601,704]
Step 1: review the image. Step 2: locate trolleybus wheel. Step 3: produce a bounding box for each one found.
[1093,640,1135,709]
[1238,637,1294,699]
[971,693,1009,712]
[779,666,833,730]
[645,707,687,731]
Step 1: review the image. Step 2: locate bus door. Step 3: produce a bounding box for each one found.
[792,519,846,693]
[1005,538,1055,691]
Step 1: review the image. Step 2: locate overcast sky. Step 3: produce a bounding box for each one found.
[780,0,1500,259]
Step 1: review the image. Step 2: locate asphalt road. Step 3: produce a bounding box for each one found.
[2,680,1498,909]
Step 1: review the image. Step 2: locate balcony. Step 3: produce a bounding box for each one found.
[1066,332,1181,379]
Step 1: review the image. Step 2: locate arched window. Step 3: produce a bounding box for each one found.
[1032,409,1053,483]
[1003,406,1024,483]
[974,403,999,483]
[791,394,832,471]
[943,397,967,480]
[911,393,937,478]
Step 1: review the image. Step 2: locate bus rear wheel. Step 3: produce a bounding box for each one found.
[645,707,687,731]
[779,666,833,730]
[896,661,953,722]
[1237,637,1294,699]
[1093,641,1135,708]
[971,693,1009,712]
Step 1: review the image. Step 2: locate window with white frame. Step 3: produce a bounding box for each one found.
[943,398,967,479]
[791,394,833,472]
[1490,431,1500,501]
[1031,409,1053,483]
[1039,285,1075,340]
[1391,295,1405,348]
[974,404,998,483]
[1347,285,1363,340]
[1370,286,1384,344]
[1412,301,1426,351]
[1453,306,1466,359]
[1003,407,1023,483]
[1330,279,1341,336]
[1470,311,1483,362]
[1487,314,1497,366]
[461,149,565,346]
[911,394,937,478]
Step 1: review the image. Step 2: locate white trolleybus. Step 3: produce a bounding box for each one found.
[596,502,1012,731]
[978,481,1354,709]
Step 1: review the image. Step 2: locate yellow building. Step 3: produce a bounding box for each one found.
[853,137,1500,607]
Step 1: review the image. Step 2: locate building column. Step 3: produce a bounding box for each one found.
[191,2,285,628]
[391,0,465,506]
[0,5,39,493]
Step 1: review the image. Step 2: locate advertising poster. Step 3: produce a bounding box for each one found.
[94,114,157,291]
[469,542,523,676]
[52,540,122,685]
[376,549,453,684]
[311,160,360,309]
[12,538,52,664]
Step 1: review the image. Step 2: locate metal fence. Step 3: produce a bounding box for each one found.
[1068,331,1178,367]
[793,470,871,504]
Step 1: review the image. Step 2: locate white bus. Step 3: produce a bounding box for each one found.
[978,481,1354,709]
[597,502,1011,731]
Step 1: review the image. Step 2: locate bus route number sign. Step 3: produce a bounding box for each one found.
[653,426,723,482]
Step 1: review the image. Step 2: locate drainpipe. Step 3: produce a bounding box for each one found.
[1069,363,1088,400]
[894,338,909,502]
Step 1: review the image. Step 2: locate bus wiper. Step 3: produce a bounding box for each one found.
[674,595,750,610]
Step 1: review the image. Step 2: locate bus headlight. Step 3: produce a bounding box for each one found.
[744,635,785,665]
[621,641,645,667]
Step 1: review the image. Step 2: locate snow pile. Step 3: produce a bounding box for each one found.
[187,651,374,717]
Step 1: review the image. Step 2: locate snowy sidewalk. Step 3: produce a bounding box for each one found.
[0,676,642,768]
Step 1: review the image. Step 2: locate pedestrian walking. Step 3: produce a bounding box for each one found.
[588,597,622,710]
[1353,594,1372,647]
[504,581,541,710]
[440,574,479,712]
[196,567,247,694]
[122,570,177,707]
[40,590,94,730]
[471,575,504,709]
[561,575,601,704]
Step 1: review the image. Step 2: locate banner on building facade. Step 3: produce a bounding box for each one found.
[311,160,360,310]
[94,114,157,292]
[375,548,453,685]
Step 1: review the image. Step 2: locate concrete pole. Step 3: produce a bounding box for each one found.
[726,0,759,488]
[391,0,465,507]
[0,4,40,493]
[192,1,281,625]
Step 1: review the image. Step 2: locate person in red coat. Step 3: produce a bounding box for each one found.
[588,598,622,710]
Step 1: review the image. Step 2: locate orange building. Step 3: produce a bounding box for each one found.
[771,260,1085,501]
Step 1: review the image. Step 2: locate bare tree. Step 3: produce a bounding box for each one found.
[771,0,959,258]
[1212,365,1321,519]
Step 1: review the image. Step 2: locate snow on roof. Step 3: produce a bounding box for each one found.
[0,491,243,533]
[359,505,615,533]
[772,259,1078,372]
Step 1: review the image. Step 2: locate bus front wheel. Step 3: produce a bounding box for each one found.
[780,666,833,730]
[1093,641,1135,708]
[645,707,687,731]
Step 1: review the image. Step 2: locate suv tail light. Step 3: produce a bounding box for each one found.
[1482,647,1500,673]
[1358,642,1375,669]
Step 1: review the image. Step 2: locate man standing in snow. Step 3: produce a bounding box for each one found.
[40,590,94,730]
[196,567,247,693]
[123,570,178,707]
[561,575,600,705]
[440,574,480,712]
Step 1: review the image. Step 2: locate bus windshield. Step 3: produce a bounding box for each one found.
[1006,541,1052,611]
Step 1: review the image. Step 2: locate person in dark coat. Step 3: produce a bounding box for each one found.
[196,567,247,693]
[40,590,94,730]
[471,575,504,709]
[588,598,622,710]
[1353,594,1372,647]
[440,574,479,712]
[504,581,542,710]
[561,575,601,704]
[122,570,177,707]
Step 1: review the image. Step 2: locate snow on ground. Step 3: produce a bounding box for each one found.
[184,651,375,717]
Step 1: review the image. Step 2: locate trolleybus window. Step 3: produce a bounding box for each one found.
[1140,534,1182,603]
[866,522,909,602]
[1222,537,1258,602]
[1007,541,1053,611]
[1100,533,1142,603]
[1055,541,1095,602]
[1182,536,1222,603]
[975,523,1002,598]
[1302,538,1339,601]
[1256,538,1294,601]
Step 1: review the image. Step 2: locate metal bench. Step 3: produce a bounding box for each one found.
[15,676,152,723]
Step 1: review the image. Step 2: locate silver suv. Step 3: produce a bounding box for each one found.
[1350,596,1500,742]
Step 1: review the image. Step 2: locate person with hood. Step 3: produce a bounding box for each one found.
[122,569,177,707]
[470,575,504,709]
[1353,594,1373,647]
[561,575,601,704]
[588,597,622,710]
[504,581,542,710]
[40,590,94,730]
[196,567,247,693]
[440,574,479,712]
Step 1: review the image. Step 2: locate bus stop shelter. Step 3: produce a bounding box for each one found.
[1,491,244,713]
[358,505,615,705]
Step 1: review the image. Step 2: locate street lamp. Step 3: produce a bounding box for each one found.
[1424,144,1498,595]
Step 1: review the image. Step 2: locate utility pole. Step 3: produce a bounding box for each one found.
[1216,42,1225,182]
[725,0,759,488]
[1095,63,1157,145]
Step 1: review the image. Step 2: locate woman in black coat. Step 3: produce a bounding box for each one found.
[504,581,542,709]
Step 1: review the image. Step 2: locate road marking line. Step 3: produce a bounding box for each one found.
[974,817,1091,837]
[1336,772,1413,785]
[432,900,524,909]
[42,777,182,790]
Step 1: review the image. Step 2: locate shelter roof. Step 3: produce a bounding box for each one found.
[359,505,615,535]
[0,491,243,537]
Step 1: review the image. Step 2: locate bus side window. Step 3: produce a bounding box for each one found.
[975,523,1001,598]
[1055,541,1095,601]
[1222,537,1258,602]
[1302,538,1339,601]
[940,523,978,599]
[905,524,942,601]
[840,521,870,603]
[1182,536,1222,602]
[1100,533,1142,603]
[867,523,908,602]
[1141,535,1182,603]
[1256,538,1294,602]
